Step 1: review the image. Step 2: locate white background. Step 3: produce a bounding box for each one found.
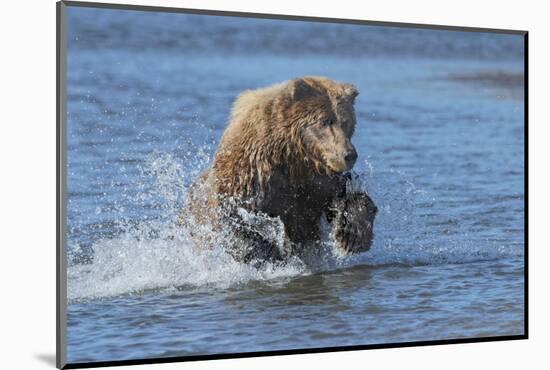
[1,0,548,369]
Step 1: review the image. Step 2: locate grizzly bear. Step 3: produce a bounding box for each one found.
[179,76,377,264]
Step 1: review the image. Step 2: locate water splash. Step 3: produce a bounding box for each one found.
[67,225,308,301]
[67,153,520,302]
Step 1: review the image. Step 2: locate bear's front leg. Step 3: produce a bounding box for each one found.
[329,189,378,255]
[224,206,294,265]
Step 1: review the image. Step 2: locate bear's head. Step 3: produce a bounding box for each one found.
[289,77,359,175]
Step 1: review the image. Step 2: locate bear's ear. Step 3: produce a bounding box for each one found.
[342,83,359,102]
[291,78,319,101]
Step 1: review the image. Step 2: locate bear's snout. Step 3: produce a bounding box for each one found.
[344,148,358,167]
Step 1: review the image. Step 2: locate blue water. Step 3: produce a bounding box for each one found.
[65,6,525,364]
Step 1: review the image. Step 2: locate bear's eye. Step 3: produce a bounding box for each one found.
[322,119,335,127]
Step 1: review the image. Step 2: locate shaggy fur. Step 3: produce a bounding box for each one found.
[179,76,377,263]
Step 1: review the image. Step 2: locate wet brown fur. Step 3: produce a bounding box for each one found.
[180,76,375,261]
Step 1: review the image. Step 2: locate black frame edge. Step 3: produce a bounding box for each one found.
[63,335,528,369]
[523,32,529,338]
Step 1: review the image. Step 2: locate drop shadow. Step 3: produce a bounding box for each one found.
[34,353,56,367]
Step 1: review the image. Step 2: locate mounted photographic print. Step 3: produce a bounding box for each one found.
[56,1,528,368]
